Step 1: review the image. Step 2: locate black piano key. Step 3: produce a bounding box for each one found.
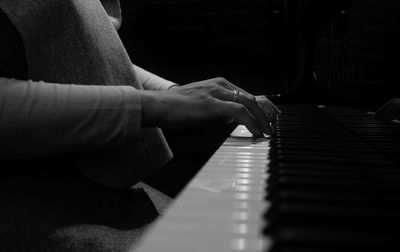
[269,227,400,251]
[265,201,400,231]
[266,175,400,199]
[273,139,372,150]
[274,134,356,141]
[272,149,385,161]
[274,168,400,182]
[270,189,400,205]
[273,144,377,155]
[265,105,400,251]
[272,162,400,173]
[270,153,394,166]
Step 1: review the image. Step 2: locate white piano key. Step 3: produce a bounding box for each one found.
[134,125,270,252]
[174,198,269,213]
[193,173,267,180]
[210,156,268,161]
[163,208,263,223]
[199,167,265,173]
[204,163,269,169]
[221,145,269,150]
[197,168,267,175]
[179,190,266,201]
[133,232,269,252]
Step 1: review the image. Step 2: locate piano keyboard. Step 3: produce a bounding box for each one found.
[135,105,400,252]
[135,125,271,252]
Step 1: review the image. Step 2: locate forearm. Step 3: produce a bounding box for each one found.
[0,78,142,160]
[133,65,179,90]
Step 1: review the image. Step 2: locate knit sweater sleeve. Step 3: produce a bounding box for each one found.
[0,77,142,160]
[134,65,179,90]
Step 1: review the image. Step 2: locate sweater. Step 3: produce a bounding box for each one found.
[0,0,175,188]
[0,1,175,251]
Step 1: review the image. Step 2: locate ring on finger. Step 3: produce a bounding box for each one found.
[233,89,240,103]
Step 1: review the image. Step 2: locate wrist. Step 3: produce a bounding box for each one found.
[139,90,162,127]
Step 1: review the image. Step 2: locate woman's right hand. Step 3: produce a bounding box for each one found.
[376,98,400,121]
[139,77,280,137]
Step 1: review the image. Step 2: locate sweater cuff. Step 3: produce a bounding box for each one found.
[120,85,143,142]
[133,64,179,90]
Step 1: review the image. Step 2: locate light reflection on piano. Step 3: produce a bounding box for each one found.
[135,105,400,251]
[134,125,271,252]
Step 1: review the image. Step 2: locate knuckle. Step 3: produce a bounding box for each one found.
[247,94,256,102]
[214,77,227,84]
[241,92,256,105]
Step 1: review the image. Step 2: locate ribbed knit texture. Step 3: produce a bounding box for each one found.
[0,0,172,190]
[0,0,173,251]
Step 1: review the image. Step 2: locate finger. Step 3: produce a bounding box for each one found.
[218,78,251,97]
[214,100,264,137]
[213,78,275,133]
[257,99,278,121]
[215,81,272,133]
[215,77,261,105]
[265,97,281,113]
[256,96,281,122]
[257,95,280,114]
[213,77,251,98]
[235,92,271,134]
[215,79,278,115]
[217,78,280,118]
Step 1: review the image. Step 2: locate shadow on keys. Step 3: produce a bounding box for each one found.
[144,121,237,198]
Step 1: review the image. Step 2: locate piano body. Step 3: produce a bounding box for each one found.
[129,1,400,250]
[135,104,400,252]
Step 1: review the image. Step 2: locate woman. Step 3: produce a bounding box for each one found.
[0,0,279,187]
[0,0,278,250]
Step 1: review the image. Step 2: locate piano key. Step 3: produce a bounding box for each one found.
[267,176,400,193]
[270,189,400,204]
[271,162,400,174]
[135,124,270,252]
[270,227,400,250]
[273,142,376,153]
[271,149,385,161]
[136,104,400,252]
[274,168,400,182]
[270,154,394,166]
[265,203,400,233]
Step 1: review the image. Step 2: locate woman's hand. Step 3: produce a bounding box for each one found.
[376,98,400,121]
[255,95,281,121]
[139,77,280,136]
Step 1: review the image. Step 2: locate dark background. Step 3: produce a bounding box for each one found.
[118,0,400,110]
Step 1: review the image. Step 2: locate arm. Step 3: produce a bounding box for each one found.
[0,76,279,160]
[0,78,142,160]
[133,65,179,91]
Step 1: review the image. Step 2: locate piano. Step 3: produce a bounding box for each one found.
[134,104,400,252]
